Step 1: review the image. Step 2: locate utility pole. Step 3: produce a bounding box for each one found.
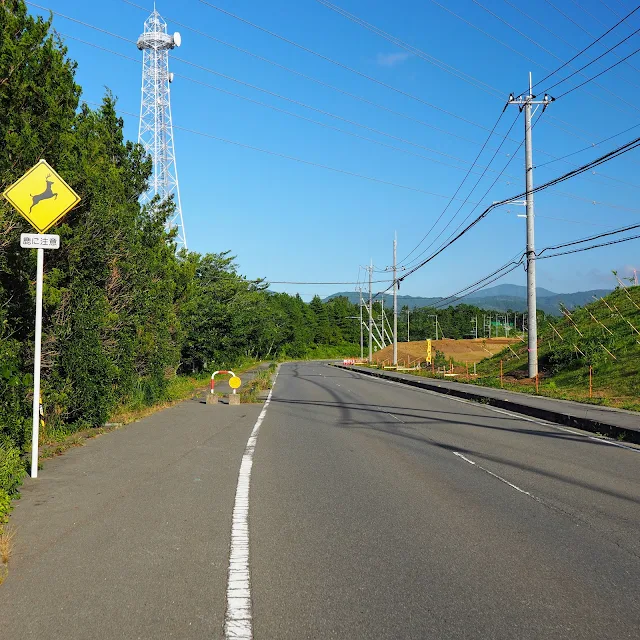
[429,314,439,341]
[407,308,410,342]
[368,260,373,363]
[508,74,553,378]
[359,287,363,360]
[393,233,398,366]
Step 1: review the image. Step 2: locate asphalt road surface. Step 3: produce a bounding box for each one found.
[2,361,639,639]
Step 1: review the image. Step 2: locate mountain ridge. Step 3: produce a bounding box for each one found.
[323,284,613,315]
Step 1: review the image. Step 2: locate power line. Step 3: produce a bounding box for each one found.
[471,0,640,114]
[402,112,535,271]
[541,16,640,94]
[401,110,522,269]
[536,222,640,256]
[118,0,499,151]
[42,4,640,224]
[543,0,640,74]
[538,232,640,259]
[535,121,640,167]
[83,99,473,202]
[396,133,640,284]
[398,107,511,266]
[315,0,636,144]
[429,0,638,118]
[42,1,639,186]
[432,252,525,309]
[431,225,640,308]
[501,0,640,91]
[70,29,640,200]
[267,279,393,285]
[198,0,507,135]
[313,0,502,98]
[505,1,640,93]
[554,44,640,99]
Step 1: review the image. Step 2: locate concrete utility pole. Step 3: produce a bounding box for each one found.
[508,74,553,378]
[407,308,410,342]
[368,260,373,363]
[429,314,439,341]
[393,233,398,366]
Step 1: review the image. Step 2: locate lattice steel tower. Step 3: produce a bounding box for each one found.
[137,7,186,250]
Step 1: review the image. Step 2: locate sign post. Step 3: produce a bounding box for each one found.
[3,160,80,478]
[31,247,44,478]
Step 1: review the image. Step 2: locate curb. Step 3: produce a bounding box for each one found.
[331,364,640,445]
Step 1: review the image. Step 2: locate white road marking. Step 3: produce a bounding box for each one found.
[452,452,475,465]
[224,367,279,639]
[453,451,533,497]
[337,366,640,453]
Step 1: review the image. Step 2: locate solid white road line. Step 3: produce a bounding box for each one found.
[224,368,279,640]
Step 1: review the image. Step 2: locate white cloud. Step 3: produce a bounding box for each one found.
[376,52,411,68]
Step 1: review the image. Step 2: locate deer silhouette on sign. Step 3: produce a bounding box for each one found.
[30,174,58,212]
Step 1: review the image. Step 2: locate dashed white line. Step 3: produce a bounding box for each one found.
[453,451,533,497]
[224,367,279,639]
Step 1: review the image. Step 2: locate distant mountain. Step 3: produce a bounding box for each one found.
[324,286,613,315]
[464,284,558,300]
[325,291,442,308]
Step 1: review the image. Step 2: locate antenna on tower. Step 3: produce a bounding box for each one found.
[137,7,187,250]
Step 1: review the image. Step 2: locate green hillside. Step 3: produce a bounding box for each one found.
[474,286,640,410]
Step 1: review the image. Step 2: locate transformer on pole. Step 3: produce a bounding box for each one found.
[137,7,187,250]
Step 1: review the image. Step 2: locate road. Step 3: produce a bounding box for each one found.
[2,361,639,639]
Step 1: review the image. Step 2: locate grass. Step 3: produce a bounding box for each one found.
[240,364,277,403]
[37,361,268,462]
[366,286,640,411]
[0,525,16,585]
[469,286,640,410]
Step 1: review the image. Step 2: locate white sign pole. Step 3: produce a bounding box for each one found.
[30,247,44,478]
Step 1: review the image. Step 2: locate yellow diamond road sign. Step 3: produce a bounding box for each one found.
[3,159,80,233]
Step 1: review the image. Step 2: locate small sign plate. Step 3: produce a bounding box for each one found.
[21,233,60,249]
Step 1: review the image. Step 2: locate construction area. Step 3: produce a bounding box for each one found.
[371,338,520,368]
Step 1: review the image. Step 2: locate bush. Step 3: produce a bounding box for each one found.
[0,488,12,525]
[0,438,26,524]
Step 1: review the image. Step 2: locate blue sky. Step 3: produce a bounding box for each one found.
[27,0,640,298]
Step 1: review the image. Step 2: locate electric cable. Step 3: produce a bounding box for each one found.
[397,133,640,283]
[39,1,639,183]
[402,112,533,271]
[543,0,640,74]
[398,107,510,266]
[430,225,640,307]
[501,0,640,91]
[553,44,640,99]
[429,0,638,117]
[197,0,505,135]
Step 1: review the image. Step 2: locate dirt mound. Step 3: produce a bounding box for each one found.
[372,338,520,366]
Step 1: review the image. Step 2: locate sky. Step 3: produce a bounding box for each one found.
[25,0,640,299]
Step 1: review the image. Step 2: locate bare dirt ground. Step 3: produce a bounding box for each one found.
[372,338,521,366]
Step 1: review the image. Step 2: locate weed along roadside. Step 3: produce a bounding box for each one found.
[0,359,272,582]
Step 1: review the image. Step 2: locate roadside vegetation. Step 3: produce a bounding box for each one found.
[240,364,278,403]
[0,3,359,524]
[471,285,640,410]
[367,285,640,411]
